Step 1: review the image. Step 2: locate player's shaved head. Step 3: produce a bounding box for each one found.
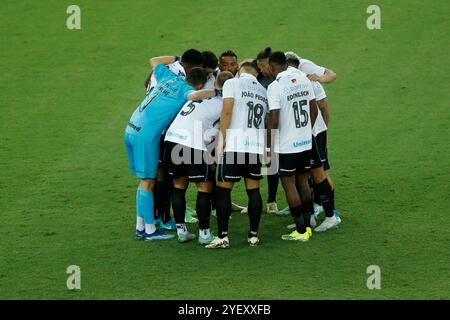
[202,51,218,77]
[239,61,258,77]
[268,51,288,77]
[216,71,233,88]
[182,49,204,74]
[186,67,208,90]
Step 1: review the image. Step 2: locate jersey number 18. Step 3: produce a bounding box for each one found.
[246,101,264,128]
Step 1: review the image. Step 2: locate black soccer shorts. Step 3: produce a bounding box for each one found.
[278,149,313,176]
[217,152,262,182]
[311,131,330,171]
[163,141,212,182]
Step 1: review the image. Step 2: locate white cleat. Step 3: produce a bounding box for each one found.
[314,215,341,233]
[314,203,324,218]
[240,207,248,214]
[248,236,260,247]
[205,236,229,249]
[310,215,317,228]
[266,202,279,214]
[231,202,245,211]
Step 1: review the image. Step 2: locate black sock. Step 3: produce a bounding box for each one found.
[331,188,335,212]
[196,192,211,230]
[215,186,231,238]
[153,183,162,220]
[315,179,335,217]
[246,188,262,237]
[210,174,217,211]
[290,205,306,234]
[267,173,279,203]
[303,201,313,228]
[162,182,174,223]
[171,188,186,224]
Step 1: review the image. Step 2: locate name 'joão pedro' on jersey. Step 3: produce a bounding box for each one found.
[124,64,195,179]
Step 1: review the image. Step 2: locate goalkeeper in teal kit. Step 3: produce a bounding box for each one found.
[125,55,218,241]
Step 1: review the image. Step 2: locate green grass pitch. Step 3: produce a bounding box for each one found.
[1,0,449,299]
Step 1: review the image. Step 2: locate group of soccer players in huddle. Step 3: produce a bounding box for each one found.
[124,47,341,248]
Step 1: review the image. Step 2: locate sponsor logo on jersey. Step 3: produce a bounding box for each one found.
[127,122,141,132]
[293,138,312,148]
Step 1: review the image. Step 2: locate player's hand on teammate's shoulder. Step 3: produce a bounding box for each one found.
[307,74,321,81]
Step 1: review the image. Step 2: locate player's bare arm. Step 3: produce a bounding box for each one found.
[317,98,330,125]
[269,109,280,130]
[149,55,178,68]
[309,99,319,128]
[307,69,336,84]
[187,88,218,101]
[217,97,234,156]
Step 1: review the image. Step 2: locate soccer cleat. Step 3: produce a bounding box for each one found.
[154,218,161,226]
[144,229,175,241]
[160,219,176,231]
[135,229,145,239]
[267,202,279,214]
[306,227,312,237]
[313,203,324,219]
[281,230,310,242]
[248,236,260,247]
[334,210,342,223]
[178,232,196,243]
[205,236,229,249]
[241,207,248,214]
[276,206,291,216]
[185,208,198,224]
[231,202,245,211]
[314,215,341,233]
[310,215,317,228]
[198,233,215,245]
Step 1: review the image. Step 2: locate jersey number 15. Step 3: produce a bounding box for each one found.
[292,100,309,128]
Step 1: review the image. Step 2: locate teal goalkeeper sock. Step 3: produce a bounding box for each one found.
[136,185,143,218]
[137,189,155,225]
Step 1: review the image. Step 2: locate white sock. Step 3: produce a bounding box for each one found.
[176,223,187,236]
[136,217,145,231]
[199,228,211,239]
[145,223,156,234]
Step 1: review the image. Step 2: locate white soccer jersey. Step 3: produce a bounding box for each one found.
[267,67,316,154]
[222,73,268,155]
[310,81,328,136]
[148,61,186,91]
[203,70,219,90]
[299,58,326,76]
[290,67,328,137]
[165,96,222,151]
